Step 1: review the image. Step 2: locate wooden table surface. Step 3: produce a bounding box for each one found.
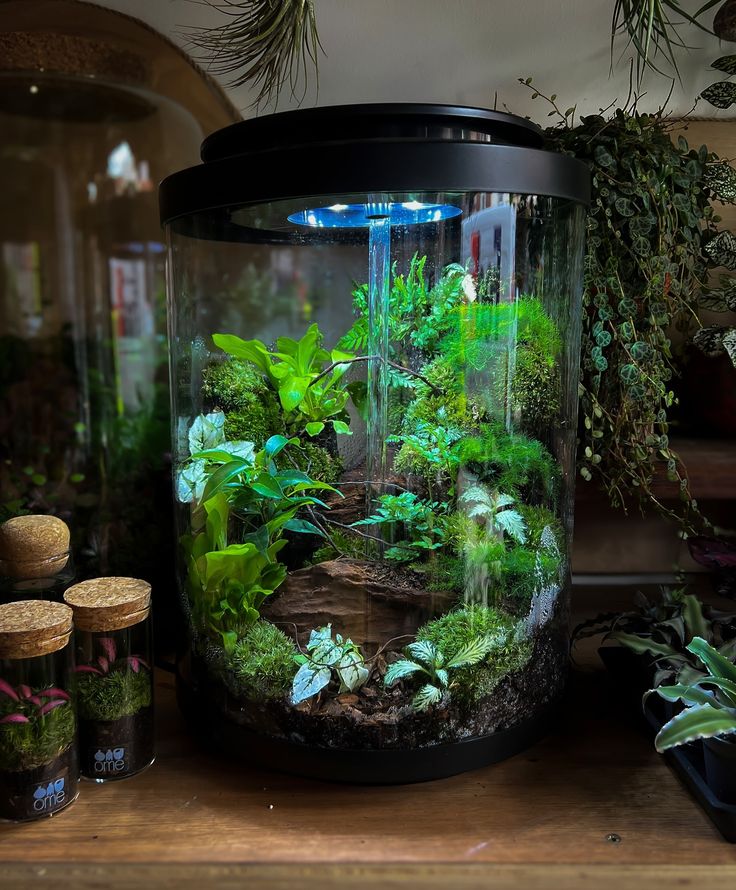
[1,654,735,890]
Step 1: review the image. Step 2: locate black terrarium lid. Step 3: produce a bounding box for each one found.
[159,103,590,235]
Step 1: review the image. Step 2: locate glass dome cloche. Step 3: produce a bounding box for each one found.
[160,104,589,782]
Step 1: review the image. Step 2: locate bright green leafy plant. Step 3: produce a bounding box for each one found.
[416,605,532,705]
[179,429,338,653]
[650,636,736,752]
[291,625,369,704]
[212,324,354,438]
[352,491,449,562]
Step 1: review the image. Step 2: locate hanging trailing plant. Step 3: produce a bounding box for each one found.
[610,0,720,86]
[186,0,323,109]
[520,81,736,531]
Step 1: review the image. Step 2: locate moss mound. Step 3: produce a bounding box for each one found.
[416,604,532,706]
[230,620,298,701]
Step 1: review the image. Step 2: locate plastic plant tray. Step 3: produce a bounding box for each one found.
[643,698,736,843]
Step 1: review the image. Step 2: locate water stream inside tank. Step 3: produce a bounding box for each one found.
[365,214,391,552]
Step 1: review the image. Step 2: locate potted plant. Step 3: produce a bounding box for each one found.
[650,636,736,803]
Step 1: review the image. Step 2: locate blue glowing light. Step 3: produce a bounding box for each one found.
[287,201,462,228]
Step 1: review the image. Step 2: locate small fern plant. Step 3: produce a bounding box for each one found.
[459,485,527,545]
[384,637,493,712]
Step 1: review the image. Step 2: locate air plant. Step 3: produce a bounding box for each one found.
[610,0,720,85]
[186,0,324,109]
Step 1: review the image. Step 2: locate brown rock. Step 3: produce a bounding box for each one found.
[336,693,360,706]
[262,559,454,653]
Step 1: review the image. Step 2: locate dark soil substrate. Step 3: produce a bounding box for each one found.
[0,745,78,821]
[196,599,568,751]
[79,706,154,780]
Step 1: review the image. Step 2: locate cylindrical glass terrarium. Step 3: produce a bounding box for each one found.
[0,600,78,820]
[64,577,154,781]
[161,105,589,782]
[0,2,239,633]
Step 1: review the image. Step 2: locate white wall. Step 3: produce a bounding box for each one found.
[97,0,734,120]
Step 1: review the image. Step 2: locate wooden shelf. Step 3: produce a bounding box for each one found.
[651,438,736,500]
[3,624,736,888]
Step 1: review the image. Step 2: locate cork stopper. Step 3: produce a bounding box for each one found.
[0,600,73,659]
[64,577,151,632]
[0,515,70,580]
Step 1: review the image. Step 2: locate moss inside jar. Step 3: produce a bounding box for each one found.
[64,577,154,781]
[0,600,78,821]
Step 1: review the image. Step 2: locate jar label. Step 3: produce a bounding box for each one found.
[29,769,68,816]
[91,746,128,776]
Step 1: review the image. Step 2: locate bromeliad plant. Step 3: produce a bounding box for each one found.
[0,680,74,772]
[74,637,152,722]
[384,636,494,712]
[649,636,736,752]
[291,625,369,705]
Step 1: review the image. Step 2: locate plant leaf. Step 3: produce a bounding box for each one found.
[406,640,439,667]
[384,660,424,686]
[412,683,443,712]
[447,635,493,669]
[655,702,736,752]
[291,663,331,704]
[687,635,736,684]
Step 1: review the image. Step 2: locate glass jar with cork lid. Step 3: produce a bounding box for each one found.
[0,515,75,604]
[0,600,78,821]
[64,577,154,781]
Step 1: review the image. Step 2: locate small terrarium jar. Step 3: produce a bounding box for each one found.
[0,516,75,603]
[0,600,78,821]
[63,577,154,781]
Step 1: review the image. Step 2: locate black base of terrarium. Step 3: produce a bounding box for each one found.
[176,671,555,785]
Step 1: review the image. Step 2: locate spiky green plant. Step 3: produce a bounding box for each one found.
[650,636,736,752]
[611,0,720,86]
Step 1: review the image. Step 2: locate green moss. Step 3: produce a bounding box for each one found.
[291,441,343,485]
[500,546,562,612]
[416,604,532,706]
[512,348,561,430]
[0,700,75,772]
[310,528,365,563]
[76,669,152,722]
[229,620,298,701]
[518,504,565,553]
[202,359,280,448]
[459,422,559,504]
[404,357,481,432]
[423,552,466,592]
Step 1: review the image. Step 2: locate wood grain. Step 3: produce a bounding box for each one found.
[0,666,735,877]
[2,863,736,890]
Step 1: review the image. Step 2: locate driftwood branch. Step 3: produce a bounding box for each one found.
[309,355,440,393]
